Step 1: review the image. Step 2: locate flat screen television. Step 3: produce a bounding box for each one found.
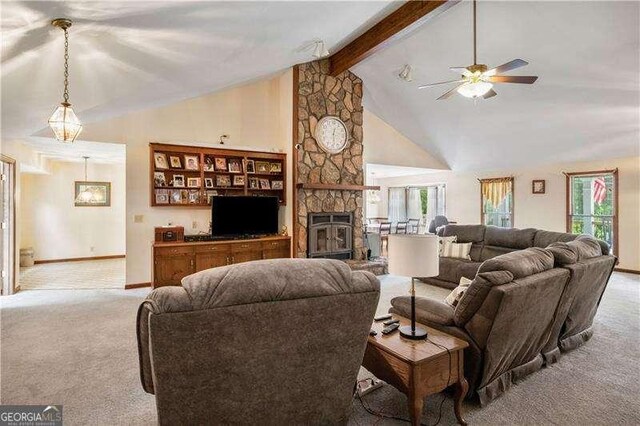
[211,196,279,237]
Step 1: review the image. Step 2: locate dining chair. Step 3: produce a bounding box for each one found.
[379,222,391,256]
[407,219,420,234]
[396,221,408,234]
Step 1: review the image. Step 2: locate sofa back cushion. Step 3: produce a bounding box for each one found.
[478,247,554,279]
[480,226,536,261]
[454,248,555,327]
[547,236,603,266]
[440,225,486,261]
[534,230,610,256]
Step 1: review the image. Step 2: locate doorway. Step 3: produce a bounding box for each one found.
[1,156,16,295]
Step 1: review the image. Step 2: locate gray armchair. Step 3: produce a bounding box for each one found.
[427,215,449,234]
[138,259,380,425]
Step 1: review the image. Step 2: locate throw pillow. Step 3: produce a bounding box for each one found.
[441,241,472,260]
[445,276,473,308]
[438,236,457,255]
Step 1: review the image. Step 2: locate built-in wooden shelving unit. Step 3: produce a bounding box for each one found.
[150,143,287,207]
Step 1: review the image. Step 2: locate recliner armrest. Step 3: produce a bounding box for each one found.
[390,296,455,326]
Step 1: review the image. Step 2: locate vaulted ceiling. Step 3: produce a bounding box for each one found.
[1,0,400,141]
[354,1,640,170]
[2,1,638,171]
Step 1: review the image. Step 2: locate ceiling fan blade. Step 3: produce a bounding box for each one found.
[437,83,466,100]
[450,67,472,76]
[418,79,464,89]
[483,89,497,99]
[485,59,529,76]
[486,75,538,84]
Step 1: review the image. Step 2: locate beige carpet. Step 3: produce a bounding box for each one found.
[1,273,638,425]
[19,258,125,290]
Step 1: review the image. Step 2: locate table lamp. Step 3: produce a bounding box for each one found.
[388,234,439,340]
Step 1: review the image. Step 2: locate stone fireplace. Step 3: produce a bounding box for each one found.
[307,212,353,259]
[293,59,365,260]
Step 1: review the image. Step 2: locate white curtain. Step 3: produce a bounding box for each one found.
[388,188,406,223]
[407,188,422,220]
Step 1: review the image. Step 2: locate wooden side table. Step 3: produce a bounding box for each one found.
[362,316,469,426]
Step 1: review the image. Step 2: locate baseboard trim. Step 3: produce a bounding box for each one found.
[34,255,125,265]
[614,267,640,275]
[125,282,151,290]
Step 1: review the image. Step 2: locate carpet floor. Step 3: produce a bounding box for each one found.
[1,272,638,425]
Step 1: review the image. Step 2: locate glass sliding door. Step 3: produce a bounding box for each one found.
[567,170,617,255]
[388,184,446,232]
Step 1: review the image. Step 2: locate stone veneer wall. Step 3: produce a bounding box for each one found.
[295,59,364,259]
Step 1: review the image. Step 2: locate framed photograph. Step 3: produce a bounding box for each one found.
[256,161,270,173]
[184,155,199,171]
[215,158,227,171]
[154,152,169,170]
[188,190,200,204]
[154,172,166,187]
[228,159,242,173]
[259,179,270,190]
[246,159,255,174]
[172,175,185,188]
[249,178,259,189]
[204,177,214,188]
[206,190,218,204]
[155,189,169,204]
[170,190,183,204]
[216,175,231,187]
[233,175,245,186]
[187,177,201,188]
[169,155,182,169]
[271,180,283,190]
[270,162,282,173]
[532,180,546,194]
[204,157,215,172]
[75,181,111,207]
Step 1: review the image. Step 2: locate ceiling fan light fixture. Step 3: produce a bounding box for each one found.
[457,81,493,98]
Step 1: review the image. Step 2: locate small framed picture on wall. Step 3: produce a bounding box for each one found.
[184,155,200,171]
[532,180,545,194]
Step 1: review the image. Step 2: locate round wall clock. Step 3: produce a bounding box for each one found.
[314,116,349,154]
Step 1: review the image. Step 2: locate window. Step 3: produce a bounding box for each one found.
[480,177,514,228]
[566,170,617,255]
[388,185,446,232]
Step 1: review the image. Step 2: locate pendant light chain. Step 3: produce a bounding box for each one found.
[63,27,70,105]
[473,0,477,65]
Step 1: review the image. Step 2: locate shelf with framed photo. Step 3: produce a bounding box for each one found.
[150,143,287,207]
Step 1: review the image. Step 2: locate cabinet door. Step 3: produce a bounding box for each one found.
[154,254,194,287]
[231,242,263,264]
[195,252,229,271]
[262,239,291,260]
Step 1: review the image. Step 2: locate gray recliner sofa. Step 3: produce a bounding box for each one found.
[137,258,380,425]
[391,225,616,405]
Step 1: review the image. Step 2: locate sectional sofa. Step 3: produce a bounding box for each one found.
[390,225,616,405]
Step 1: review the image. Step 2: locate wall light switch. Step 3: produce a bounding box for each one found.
[134,215,144,223]
[192,221,198,229]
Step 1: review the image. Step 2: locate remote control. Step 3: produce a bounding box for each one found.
[383,319,400,326]
[374,314,392,321]
[382,323,400,334]
[369,329,377,336]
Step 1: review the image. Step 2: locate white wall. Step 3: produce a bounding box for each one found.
[80,72,293,285]
[20,160,126,261]
[363,109,447,170]
[376,156,640,271]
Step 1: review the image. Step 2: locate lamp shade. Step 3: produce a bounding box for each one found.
[388,234,439,278]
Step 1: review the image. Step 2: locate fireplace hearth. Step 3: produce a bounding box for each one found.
[307,213,353,260]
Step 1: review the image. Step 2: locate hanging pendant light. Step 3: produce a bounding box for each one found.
[48,18,82,143]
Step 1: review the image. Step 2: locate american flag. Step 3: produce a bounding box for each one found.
[593,177,607,205]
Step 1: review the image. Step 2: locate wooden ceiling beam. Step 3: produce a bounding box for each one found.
[329,0,460,77]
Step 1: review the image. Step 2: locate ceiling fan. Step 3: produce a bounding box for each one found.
[419,0,538,100]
